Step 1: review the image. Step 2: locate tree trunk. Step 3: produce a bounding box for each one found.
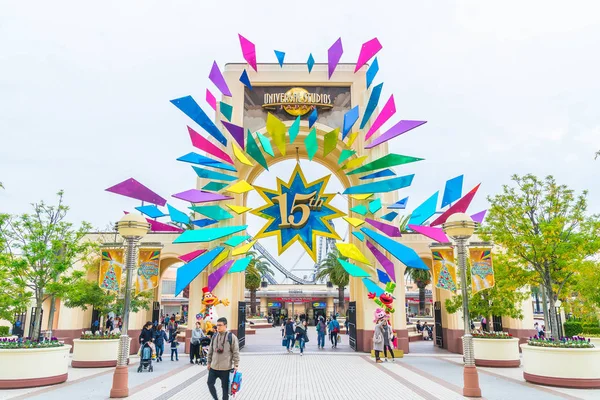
[250,289,256,315]
[338,286,345,315]
[32,295,43,340]
[46,295,56,338]
[540,283,549,332]
[546,285,559,338]
[418,285,426,315]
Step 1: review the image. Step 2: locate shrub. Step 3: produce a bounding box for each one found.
[80,331,121,340]
[0,326,9,337]
[563,320,583,337]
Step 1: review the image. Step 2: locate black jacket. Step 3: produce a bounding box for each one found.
[139,327,153,344]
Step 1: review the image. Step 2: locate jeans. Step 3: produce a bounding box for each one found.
[330,332,338,347]
[207,368,231,400]
[317,332,325,348]
[190,343,200,362]
[156,344,164,359]
[383,344,395,359]
[171,348,178,360]
[286,334,295,350]
[297,338,305,353]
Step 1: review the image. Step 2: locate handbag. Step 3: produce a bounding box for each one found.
[337,334,341,344]
[282,338,288,347]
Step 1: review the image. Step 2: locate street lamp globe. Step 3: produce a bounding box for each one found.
[116,213,150,239]
[442,212,477,240]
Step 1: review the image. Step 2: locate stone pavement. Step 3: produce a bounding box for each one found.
[1,327,598,399]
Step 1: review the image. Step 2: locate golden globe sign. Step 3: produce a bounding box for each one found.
[262,87,333,116]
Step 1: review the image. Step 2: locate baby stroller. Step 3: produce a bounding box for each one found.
[137,342,154,372]
[199,337,212,366]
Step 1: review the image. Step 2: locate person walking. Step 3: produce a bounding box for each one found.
[373,318,385,363]
[139,321,155,357]
[381,319,395,362]
[285,318,296,353]
[295,320,308,356]
[169,332,179,361]
[206,317,240,400]
[344,318,349,335]
[480,316,488,332]
[328,316,340,348]
[153,324,168,362]
[316,316,326,349]
[190,321,205,364]
[105,316,113,333]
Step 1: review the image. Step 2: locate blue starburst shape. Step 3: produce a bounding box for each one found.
[251,164,345,261]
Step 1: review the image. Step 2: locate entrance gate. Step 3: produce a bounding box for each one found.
[237,301,246,349]
[434,301,443,348]
[348,301,357,351]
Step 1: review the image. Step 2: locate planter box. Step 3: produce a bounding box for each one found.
[521,344,600,388]
[473,338,520,367]
[589,337,600,347]
[0,345,71,388]
[72,338,127,368]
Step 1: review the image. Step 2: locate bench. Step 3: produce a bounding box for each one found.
[408,325,423,342]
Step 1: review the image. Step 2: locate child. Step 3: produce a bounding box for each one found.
[169,333,179,361]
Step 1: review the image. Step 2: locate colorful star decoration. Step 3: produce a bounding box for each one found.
[251,164,345,261]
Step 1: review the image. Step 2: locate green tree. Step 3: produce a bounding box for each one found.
[315,248,349,314]
[247,251,274,279]
[444,254,530,330]
[485,174,600,336]
[567,260,600,321]
[0,215,31,323]
[405,268,431,315]
[0,191,93,338]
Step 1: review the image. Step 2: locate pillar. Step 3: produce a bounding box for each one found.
[326,296,334,317]
[183,270,208,354]
[260,297,267,316]
[436,287,464,354]
[391,258,409,353]
[502,286,537,346]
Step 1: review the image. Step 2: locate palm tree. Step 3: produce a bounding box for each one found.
[405,268,431,315]
[247,251,274,279]
[245,251,274,314]
[245,263,262,315]
[315,248,349,314]
[398,214,411,233]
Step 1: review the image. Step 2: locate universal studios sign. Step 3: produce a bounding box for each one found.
[262,87,333,116]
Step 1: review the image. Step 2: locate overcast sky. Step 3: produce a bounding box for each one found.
[2,1,600,280]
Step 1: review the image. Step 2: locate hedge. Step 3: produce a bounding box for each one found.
[583,327,600,335]
[563,321,583,337]
[0,326,9,337]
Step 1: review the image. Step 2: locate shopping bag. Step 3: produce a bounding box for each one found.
[282,338,288,347]
[295,340,300,348]
[337,334,342,344]
[229,370,242,396]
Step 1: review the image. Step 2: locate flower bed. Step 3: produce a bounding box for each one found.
[0,342,71,388]
[521,341,600,388]
[0,337,64,349]
[527,335,595,348]
[72,333,128,368]
[472,335,520,367]
[80,331,121,340]
[472,331,513,339]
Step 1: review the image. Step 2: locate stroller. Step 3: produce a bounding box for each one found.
[199,337,212,366]
[137,342,154,372]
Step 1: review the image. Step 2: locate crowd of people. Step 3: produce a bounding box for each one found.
[280,315,345,355]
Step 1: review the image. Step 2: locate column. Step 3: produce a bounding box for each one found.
[260,297,268,316]
[326,296,334,317]
[501,286,537,345]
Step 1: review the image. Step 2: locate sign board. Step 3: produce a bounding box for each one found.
[268,302,282,308]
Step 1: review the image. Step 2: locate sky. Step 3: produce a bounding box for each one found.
[2,1,600,281]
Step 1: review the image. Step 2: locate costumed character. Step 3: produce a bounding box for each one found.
[199,286,229,333]
[369,282,398,348]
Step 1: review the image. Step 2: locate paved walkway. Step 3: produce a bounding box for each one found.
[1,328,598,399]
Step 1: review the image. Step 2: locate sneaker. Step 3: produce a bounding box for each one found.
[384,358,389,362]
[190,361,194,364]
[376,360,383,364]
[300,353,303,356]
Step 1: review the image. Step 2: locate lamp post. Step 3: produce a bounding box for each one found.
[110,213,150,398]
[442,212,481,398]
